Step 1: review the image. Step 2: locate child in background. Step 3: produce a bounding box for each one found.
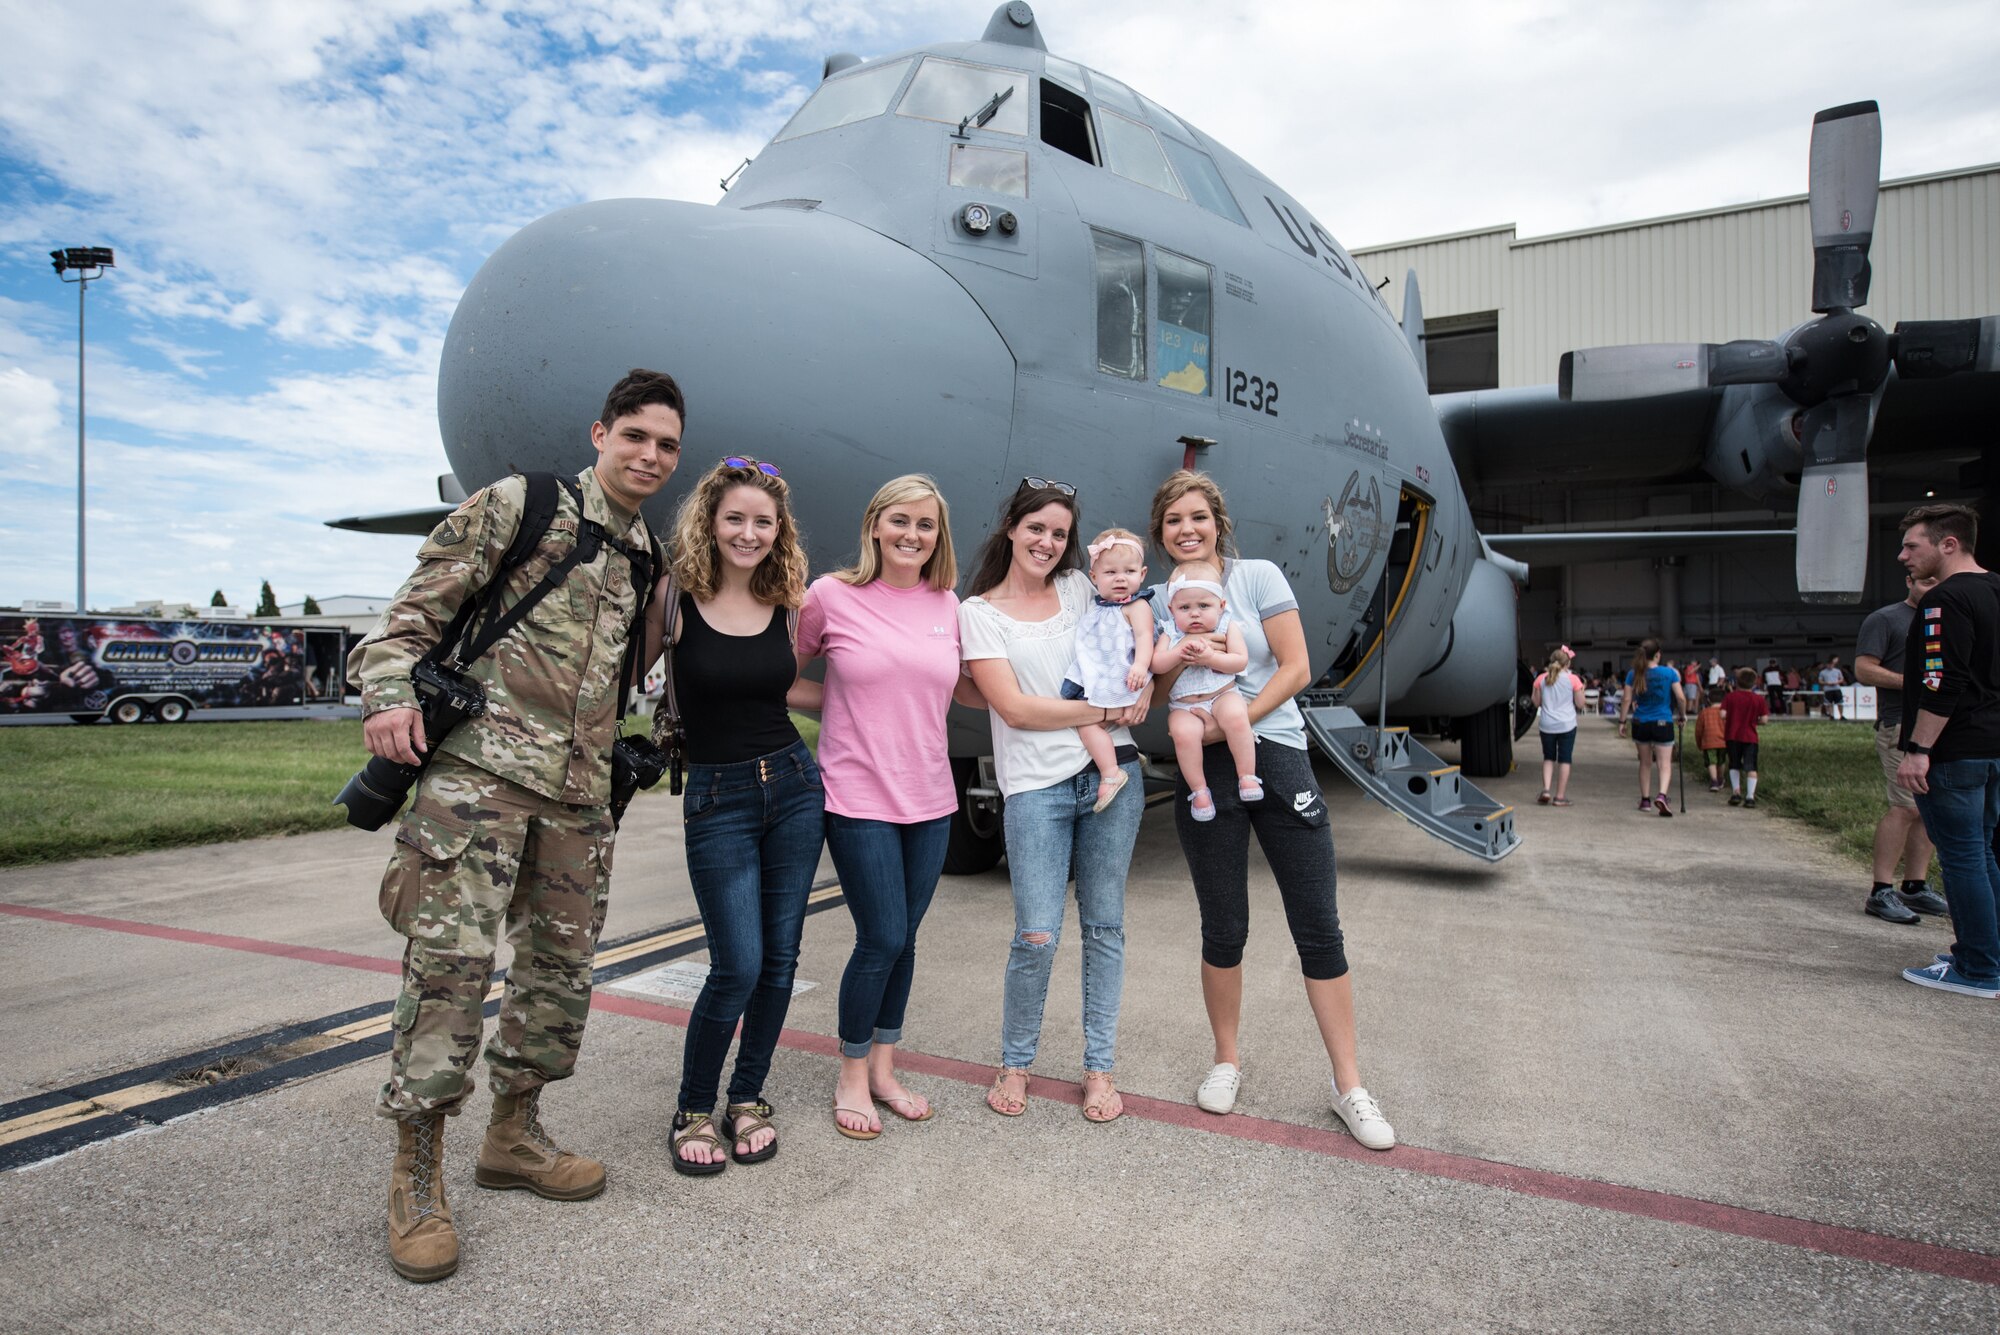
[1061,529,1156,813]
[1533,646,1585,806]
[1722,666,1771,808]
[1696,686,1728,792]
[1151,558,1259,821]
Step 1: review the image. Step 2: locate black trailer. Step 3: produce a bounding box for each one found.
[0,613,350,723]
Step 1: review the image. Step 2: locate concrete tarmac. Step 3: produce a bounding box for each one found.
[1,721,1995,1332]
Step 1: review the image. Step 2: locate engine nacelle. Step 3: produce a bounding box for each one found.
[1703,382,1805,498]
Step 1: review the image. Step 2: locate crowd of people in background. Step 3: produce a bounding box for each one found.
[1578,655,1859,721]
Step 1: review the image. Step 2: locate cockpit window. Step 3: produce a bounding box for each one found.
[1097,110,1185,199]
[1040,79,1096,166]
[1092,230,1147,380]
[949,144,1028,198]
[897,57,1030,136]
[1086,71,1145,120]
[1160,138,1247,226]
[1155,251,1212,396]
[1138,93,1193,144]
[1043,55,1087,96]
[773,59,913,142]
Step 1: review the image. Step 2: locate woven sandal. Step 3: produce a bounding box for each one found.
[670,1110,727,1177]
[722,1099,778,1164]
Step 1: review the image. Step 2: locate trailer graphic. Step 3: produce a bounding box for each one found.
[0,615,350,723]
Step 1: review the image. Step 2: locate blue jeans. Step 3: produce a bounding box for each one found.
[825,813,952,1059]
[1913,757,2000,984]
[998,759,1144,1072]
[677,739,826,1111]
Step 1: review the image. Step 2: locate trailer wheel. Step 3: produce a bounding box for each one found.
[69,713,100,726]
[155,698,190,724]
[111,698,148,725]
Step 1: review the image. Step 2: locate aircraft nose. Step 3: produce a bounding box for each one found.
[438,198,1019,527]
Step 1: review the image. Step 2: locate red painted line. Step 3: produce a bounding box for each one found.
[592,992,2000,1288]
[0,903,401,975]
[13,900,1995,1286]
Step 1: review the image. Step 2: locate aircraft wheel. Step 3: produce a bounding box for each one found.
[155,698,190,724]
[110,698,149,725]
[942,756,1004,876]
[1457,698,1513,777]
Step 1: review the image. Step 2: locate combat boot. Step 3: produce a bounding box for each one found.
[474,1087,606,1200]
[388,1113,458,1282]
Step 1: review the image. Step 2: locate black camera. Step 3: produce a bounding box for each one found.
[608,734,669,827]
[334,661,487,831]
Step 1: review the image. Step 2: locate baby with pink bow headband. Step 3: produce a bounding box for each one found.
[1060,528,1158,812]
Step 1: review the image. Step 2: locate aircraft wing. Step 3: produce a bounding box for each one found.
[1482,528,1793,567]
[324,506,454,536]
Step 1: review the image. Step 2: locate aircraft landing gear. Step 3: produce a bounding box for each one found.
[1456,698,1514,778]
[943,756,1004,875]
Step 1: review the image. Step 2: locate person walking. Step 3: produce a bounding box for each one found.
[1618,638,1686,816]
[796,475,979,1140]
[1533,646,1585,806]
[649,456,825,1173]
[1891,504,2000,999]
[348,368,679,1281]
[959,479,1147,1124]
[1855,573,1945,924]
[1148,470,1395,1149]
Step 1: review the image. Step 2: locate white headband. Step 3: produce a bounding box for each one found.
[1168,578,1226,600]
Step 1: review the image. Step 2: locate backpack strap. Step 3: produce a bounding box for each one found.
[450,475,598,668]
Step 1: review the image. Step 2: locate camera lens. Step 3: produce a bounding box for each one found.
[334,755,423,830]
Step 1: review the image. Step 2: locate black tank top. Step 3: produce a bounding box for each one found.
[672,593,800,764]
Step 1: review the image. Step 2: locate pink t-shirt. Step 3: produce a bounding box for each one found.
[797,574,962,823]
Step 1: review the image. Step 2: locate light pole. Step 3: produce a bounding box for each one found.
[50,246,115,614]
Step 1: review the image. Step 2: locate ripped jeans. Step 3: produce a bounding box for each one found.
[998,758,1144,1072]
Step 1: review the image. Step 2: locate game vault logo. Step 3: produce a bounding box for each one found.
[102,639,263,666]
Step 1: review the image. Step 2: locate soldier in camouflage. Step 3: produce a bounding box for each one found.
[348,368,683,1282]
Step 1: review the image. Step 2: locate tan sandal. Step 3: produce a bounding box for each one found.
[669,1110,727,1176]
[1082,1070,1123,1124]
[872,1091,935,1122]
[832,1102,881,1141]
[986,1068,1029,1117]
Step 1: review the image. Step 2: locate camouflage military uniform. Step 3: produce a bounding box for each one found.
[348,466,651,1119]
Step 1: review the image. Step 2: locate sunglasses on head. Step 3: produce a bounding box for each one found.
[1018,476,1075,496]
[723,455,782,478]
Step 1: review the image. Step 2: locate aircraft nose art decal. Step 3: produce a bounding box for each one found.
[1325,470,1386,595]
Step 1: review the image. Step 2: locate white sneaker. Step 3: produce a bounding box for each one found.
[1195,1062,1241,1114]
[1331,1084,1395,1150]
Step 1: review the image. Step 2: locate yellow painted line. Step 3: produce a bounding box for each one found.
[92,1081,188,1113]
[0,1100,105,1147]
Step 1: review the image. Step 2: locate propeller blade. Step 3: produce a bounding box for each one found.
[1808,101,1881,313]
[1559,341,1791,401]
[1894,316,2000,379]
[1793,394,1876,604]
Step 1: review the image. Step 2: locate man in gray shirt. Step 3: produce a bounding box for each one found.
[1854,572,1946,923]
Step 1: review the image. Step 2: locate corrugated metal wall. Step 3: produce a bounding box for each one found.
[1354,165,2000,388]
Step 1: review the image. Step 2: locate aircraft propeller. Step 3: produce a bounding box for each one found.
[1557,101,1999,603]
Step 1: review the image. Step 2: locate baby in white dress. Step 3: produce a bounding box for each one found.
[1060,529,1156,812]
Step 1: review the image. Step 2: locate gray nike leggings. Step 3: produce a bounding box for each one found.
[1172,739,1349,980]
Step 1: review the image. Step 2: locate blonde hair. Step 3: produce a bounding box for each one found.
[668,460,809,608]
[1172,557,1223,585]
[1085,527,1147,569]
[1545,647,1572,678]
[1148,470,1237,562]
[833,474,957,591]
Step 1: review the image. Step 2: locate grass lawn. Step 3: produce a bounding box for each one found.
[0,712,824,867]
[1753,720,1928,873]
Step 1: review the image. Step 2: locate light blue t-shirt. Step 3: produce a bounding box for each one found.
[1152,558,1305,749]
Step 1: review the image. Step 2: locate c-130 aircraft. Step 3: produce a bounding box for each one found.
[332,3,1997,868]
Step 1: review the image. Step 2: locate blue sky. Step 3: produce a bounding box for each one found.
[3,0,1995,609]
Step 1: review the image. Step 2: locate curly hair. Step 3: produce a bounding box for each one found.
[667,460,808,608]
[833,474,957,591]
[1148,469,1237,562]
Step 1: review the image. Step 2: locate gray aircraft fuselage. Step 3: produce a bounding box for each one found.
[435,6,1521,755]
